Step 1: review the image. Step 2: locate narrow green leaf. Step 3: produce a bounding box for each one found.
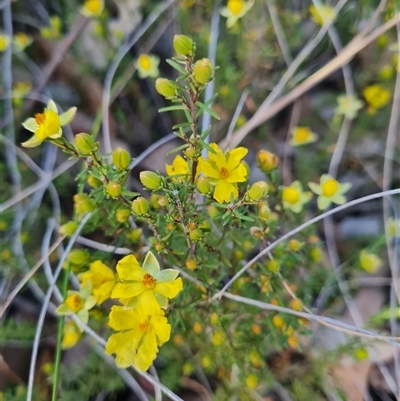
[167,143,189,155]
[158,105,187,113]
[200,127,211,140]
[196,101,220,120]
[198,138,217,155]
[176,72,191,82]
[166,59,187,74]
[173,122,192,130]
[204,93,218,107]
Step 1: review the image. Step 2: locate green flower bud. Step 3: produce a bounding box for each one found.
[87,175,102,188]
[173,35,193,56]
[184,147,196,159]
[256,150,279,172]
[288,239,303,252]
[127,228,142,242]
[116,208,131,223]
[73,193,95,215]
[157,196,169,208]
[140,171,162,190]
[154,241,165,252]
[59,221,78,236]
[266,259,280,273]
[193,58,213,84]
[106,181,121,198]
[189,228,202,241]
[75,133,95,155]
[150,194,161,209]
[196,177,211,194]
[155,78,176,98]
[248,181,268,201]
[67,249,90,266]
[250,226,264,238]
[258,205,271,220]
[132,197,149,215]
[112,147,131,170]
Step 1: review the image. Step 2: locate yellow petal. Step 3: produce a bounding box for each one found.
[133,330,158,371]
[116,254,144,281]
[154,277,183,299]
[150,314,171,345]
[108,305,137,330]
[198,159,220,179]
[111,282,145,299]
[21,135,44,148]
[137,290,162,314]
[227,147,248,170]
[226,163,247,183]
[213,180,238,203]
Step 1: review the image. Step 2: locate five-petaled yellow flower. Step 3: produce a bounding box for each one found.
[363,85,391,113]
[290,126,317,146]
[282,181,312,213]
[308,174,351,210]
[111,252,183,314]
[198,143,248,203]
[80,260,116,304]
[21,100,76,148]
[106,306,171,371]
[166,155,191,182]
[359,250,383,273]
[220,0,254,28]
[80,0,104,18]
[309,4,336,26]
[136,54,160,79]
[335,95,364,119]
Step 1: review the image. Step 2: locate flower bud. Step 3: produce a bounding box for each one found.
[207,205,219,218]
[140,171,162,190]
[157,196,169,208]
[87,175,102,188]
[189,229,202,241]
[154,241,165,252]
[288,239,303,252]
[258,205,271,220]
[59,221,78,236]
[106,181,121,198]
[127,228,142,242]
[185,258,197,270]
[75,133,95,155]
[196,176,211,194]
[131,196,149,215]
[188,221,197,231]
[256,150,279,172]
[112,147,131,170]
[73,193,95,215]
[289,298,303,311]
[173,35,193,56]
[248,181,268,201]
[250,226,263,238]
[67,249,90,266]
[184,147,196,159]
[266,259,279,273]
[155,78,176,98]
[193,58,213,84]
[150,194,161,209]
[116,208,131,223]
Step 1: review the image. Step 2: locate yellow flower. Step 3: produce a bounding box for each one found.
[0,32,11,52]
[363,85,391,111]
[212,330,226,346]
[245,373,258,389]
[135,54,160,79]
[335,95,364,119]
[386,217,400,237]
[290,126,317,146]
[308,174,351,210]
[62,320,82,349]
[40,16,62,40]
[80,260,116,304]
[21,100,76,148]
[111,251,183,314]
[359,250,383,273]
[105,305,171,371]
[220,0,254,28]
[309,4,336,26]
[13,32,33,52]
[165,155,191,183]
[282,181,312,213]
[80,0,104,17]
[55,281,96,325]
[198,143,248,203]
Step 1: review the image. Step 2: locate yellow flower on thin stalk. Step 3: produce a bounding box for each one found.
[80,0,104,17]
[0,32,11,52]
[308,174,351,210]
[13,32,33,52]
[21,100,77,148]
[105,305,171,371]
[136,54,160,79]
[111,251,183,314]
[290,126,317,146]
[309,4,336,26]
[282,181,312,213]
[165,155,191,183]
[62,320,82,349]
[363,84,391,114]
[359,250,383,273]
[197,143,248,203]
[220,0,254,28]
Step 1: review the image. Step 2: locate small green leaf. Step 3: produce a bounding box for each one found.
[166,59,187,74]
[167,143,189,155]
[196,101,220,120]
[173,122,192,130]
[198,138,217,155]
[158,105,188,113]
[204,93,218,107]
[200,127,211,140]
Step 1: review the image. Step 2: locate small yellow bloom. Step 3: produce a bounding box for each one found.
[335,95,364,119]
[62,320,82,349]
[136,54,160,79]
[220,0,254,28]
[363,85,391,111]
[359,250,383,273]
[282,181,312,213]
[111,252,183,314]
[165,155,191,183]
[80,260,116,304]
[309,4,336,26]
[0,32,11,52]
[80,0,104,17]
[13,32,33,52]
[272,315,285,329]
[193,322,203,333]
[290,126,317,146]
[245,373,258,389]
[21,100,76,148]
[308,174,351,210]
[289,298,303,311]
[249,350,263,368]
[287,334,299,348]
[105,306,171,371]
[212,330,226,346]
[386,217,400,237]
[40,16,62,40]
[198,143,248,203]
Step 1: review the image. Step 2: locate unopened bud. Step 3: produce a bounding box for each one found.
[87,175,102,188]
[185,258,197,270]
[151,194,161,209]
[266,259,280,273]
[258,205,271,220]
[250,226,264,238]
[184,147,196,159]
[289,298,303,311]
[112,147,131,170]
[155,78,176,98]
[288,239,303,252]
[154,241,165,252]
[248,181,268,201]
[131,197,149,215]
[196,176,211,194]
[59,221,78,236]
[106,181,121,198]
[116,208,131,223]
[67,249,90,266]
[127,228,142,242]
[140,171,162,190]
[193,58,213,84]
[188,221,197,231]
[75,133,95,155]
[256,150,279,172]
[73,193,95,215]
[173,35,193,56]
[189,229,202,241]
[157,196,169,207]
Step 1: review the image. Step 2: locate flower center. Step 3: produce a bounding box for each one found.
[85,0,102,13]
[138,320,151,332]
[35,113,46,126]
[321,179,339,197]
[282,187,300,204]
[228,0,244,15]
[142,273,156,289]
[138,55,152,71]
[65,294,84,312]
[220,167,229,179]
[295,128,311,142]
